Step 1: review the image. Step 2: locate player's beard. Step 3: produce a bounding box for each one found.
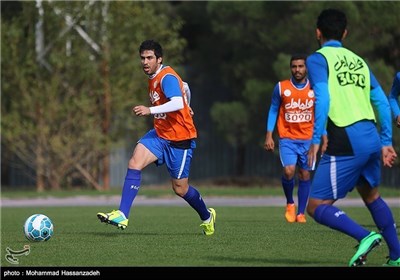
[293,72,306,83]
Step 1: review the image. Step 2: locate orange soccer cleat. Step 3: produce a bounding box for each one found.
[296,213,306,223]
[285,203,296,223]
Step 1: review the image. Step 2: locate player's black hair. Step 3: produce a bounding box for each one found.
[317,8,347,41]
[139,40,163,59]
[290,53,308,66]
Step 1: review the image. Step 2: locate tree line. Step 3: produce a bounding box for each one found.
[2,1,399,191]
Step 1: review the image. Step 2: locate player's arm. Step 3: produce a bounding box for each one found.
[306,52,330,168]
[133,74,183,116]
[183,81,194,116]
[369,72,393,147]
[183,81,191,105]
[306,53,330,145]
[320,131,328,156]
[388,72,400,127]
[148,97,183,114]
[264,84,281,152]
[369,71,398,166]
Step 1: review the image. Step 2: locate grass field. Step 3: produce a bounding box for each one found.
[1,205,399,268]
[2,185,400,199]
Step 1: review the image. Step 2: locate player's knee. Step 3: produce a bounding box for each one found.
[171,181,189,197]
[298,170,310,181]
[306,206,313,217]
[306,201,317,218]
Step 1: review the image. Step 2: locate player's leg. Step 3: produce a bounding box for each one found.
[307,154,382,266]
[282,166,296,223]
[172,177,216,236]
[166,143,216,235]
[97,129,160,229]
[296,168,310,223]
[279,139,297,222]
[357,154,400,266]
[296,141,313,223]
[118,142,157,216]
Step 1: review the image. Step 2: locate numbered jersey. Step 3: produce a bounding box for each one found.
[276,79,315,140]
[148,66,197,141]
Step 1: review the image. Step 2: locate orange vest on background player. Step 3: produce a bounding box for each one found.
[148,66,197,141]
[276,79,315,140]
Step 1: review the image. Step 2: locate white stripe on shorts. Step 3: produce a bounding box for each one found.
[177,149,188,179]
[330,156,337,199]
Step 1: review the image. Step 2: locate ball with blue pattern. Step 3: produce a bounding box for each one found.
[23,214,54,242]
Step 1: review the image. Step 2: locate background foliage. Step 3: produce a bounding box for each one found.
[2,1,399,190]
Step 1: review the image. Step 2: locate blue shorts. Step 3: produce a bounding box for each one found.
[138,129,196,179]
[279,138,312,171]
[310,151,381,200]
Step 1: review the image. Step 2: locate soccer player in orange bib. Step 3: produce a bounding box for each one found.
[97,40,216,236]
[264,54,326,224]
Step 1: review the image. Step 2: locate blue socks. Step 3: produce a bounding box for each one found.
[282,177,310,215]
[118,172,210,222]
[314,198,400,261]
[119,169,141,218]
[297,179,310,215]
[314,204,370,241]
[282,176,294,204]
[367,197,400,260]
[183,186,210,220]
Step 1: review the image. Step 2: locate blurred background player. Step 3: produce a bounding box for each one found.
[388,72,400,128]
[97,40,216,236]
[306,9,399,267]
[264,54,327,223]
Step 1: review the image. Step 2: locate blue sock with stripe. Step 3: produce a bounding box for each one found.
[367,196,400,260]
[183,185,210,220]
[119,168,141,218]
[314,204,370,241]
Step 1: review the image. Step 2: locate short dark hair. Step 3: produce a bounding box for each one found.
[139,40,163,58]
[290,53,307,66]
[317,9,347,41]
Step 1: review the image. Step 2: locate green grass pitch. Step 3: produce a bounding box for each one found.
[1,205,398,267]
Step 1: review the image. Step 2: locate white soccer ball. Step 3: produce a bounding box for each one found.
[23,214,54,242]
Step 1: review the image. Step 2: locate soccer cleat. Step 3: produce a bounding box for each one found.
[296,214,306,223]
[200,208,216,236]
[348,231,382,267]
[383,257,400,267]
[97,210,128,230]
[285,203,296,223]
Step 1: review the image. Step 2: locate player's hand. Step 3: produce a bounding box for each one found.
[321,135,328,156]
[382,146,397,167]
[307,143,320,170]
[189,106,194,116]
[320,143,328,156]
[396,115,400,128]
[264,138,274,151]
[133,105,150,116]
